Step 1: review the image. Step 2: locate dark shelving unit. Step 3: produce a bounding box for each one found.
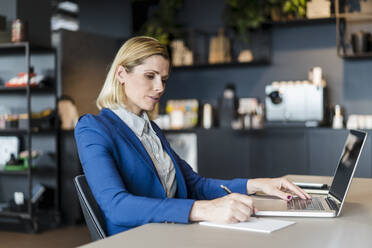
[0,128,58,135]
[340,52,372,60]
[172,59,271,70]
[0,42,55,53]
[0,42,60,232]
[266,17,336,26]
[0,86,55,94]
[168,27,272,69]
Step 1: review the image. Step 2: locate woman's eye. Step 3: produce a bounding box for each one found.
[146,74,154,79]
[162,79,167,84]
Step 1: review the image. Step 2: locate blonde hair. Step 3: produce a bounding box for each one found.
[96,36,170,114]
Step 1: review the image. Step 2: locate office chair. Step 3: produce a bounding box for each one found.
[74,175,107,241]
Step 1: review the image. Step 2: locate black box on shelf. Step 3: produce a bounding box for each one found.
[0,15,5,31]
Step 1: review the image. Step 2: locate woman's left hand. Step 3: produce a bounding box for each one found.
[246,177,311,201]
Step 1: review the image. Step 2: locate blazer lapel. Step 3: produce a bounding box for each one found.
[100,109,159,176]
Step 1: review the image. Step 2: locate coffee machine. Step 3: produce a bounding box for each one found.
[265,81,325,125]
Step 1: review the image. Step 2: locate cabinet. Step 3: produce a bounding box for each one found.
[167,128,372,180]
[0,42,60,232]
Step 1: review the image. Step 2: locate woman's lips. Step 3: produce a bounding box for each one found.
[148,96,160,102]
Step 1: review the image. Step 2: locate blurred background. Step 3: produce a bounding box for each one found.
[0,0,372,246]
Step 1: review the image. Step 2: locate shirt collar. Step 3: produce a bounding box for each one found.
[111,106,152,137]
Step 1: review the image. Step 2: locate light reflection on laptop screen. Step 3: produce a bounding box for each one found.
[329,130,366,202]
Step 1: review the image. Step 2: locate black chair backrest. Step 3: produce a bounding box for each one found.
[74,175,107,240]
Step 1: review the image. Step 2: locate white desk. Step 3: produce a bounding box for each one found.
[80,175,372,248]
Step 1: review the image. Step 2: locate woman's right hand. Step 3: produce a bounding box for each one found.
[189,193,257,223]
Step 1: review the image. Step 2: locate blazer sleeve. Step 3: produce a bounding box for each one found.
[74,116,195,229]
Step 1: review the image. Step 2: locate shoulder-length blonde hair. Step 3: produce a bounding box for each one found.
[96,36,170,115]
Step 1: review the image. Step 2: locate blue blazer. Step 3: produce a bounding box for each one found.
[74,108,248,235]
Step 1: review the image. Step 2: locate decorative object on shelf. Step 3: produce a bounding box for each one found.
[135,0,183,45]
[3,150,48,171]
[202,103,214,129]
[4,114,19,129]
[332,105,344,129]
[0,136,19,170]
[18,108,56,130]
[51,1,80,31]
[5,69,46,88]
[4,156,29,171]
[219,83,238,128]
[347,114,372,130]
[0,15,10,43]
[11,19,27,43]
[351,31,371,54]
[237,49,254,62]
[165,99,199,129]
[335,0,372,59]
[31,183,55,209]
[170,39,193,66]
[0,105,11,129]
[283,0,308,20]
[237,98,263,129]
[208,28,232,64]
[153,114,170,130]
[306,0,331,19]
[0,15,5,31]
[58,95,79,130]
[266,0,286,21]
[14,192,24,205]
[308,66,326,87]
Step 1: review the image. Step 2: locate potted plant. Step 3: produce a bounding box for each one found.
[133,0,183,45]
[282,0,308,20]
[224,0,265,43]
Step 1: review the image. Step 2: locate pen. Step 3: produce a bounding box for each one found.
[220,184,232,194]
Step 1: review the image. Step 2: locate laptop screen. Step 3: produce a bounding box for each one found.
[329,130,367,202]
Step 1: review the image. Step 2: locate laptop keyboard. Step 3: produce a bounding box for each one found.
[287,197,324,210]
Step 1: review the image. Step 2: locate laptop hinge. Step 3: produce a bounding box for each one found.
[327,194,341,210]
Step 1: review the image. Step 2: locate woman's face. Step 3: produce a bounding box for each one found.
[117,55,169,115]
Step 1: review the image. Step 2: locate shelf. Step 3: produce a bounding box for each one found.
[340,52,372,60]
[172,59,270,70]
[0,167,56,176]
[0,42,55,53]
[266,17,336,26]
[0,128,58,135]
[0,210,30,219]
[0,86,55,94]
[336,12,372,21]
[0,170,28,176]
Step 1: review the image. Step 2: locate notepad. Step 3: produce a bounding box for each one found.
[199,218,295,233]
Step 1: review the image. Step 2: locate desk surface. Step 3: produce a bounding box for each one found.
[80,175,372,248]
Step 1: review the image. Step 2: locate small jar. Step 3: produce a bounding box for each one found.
[11,19,26,43]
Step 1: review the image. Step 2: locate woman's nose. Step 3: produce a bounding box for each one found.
[154,78,164,92]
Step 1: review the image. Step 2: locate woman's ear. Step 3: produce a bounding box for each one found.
[116,65,128,85]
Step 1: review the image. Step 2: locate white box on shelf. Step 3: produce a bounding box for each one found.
[306,0,331,19]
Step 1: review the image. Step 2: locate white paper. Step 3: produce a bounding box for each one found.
[199,218,295,233]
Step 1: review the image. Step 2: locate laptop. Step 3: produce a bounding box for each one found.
[254,129,367,218]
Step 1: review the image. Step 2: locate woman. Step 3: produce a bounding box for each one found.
[74,36,310,236]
